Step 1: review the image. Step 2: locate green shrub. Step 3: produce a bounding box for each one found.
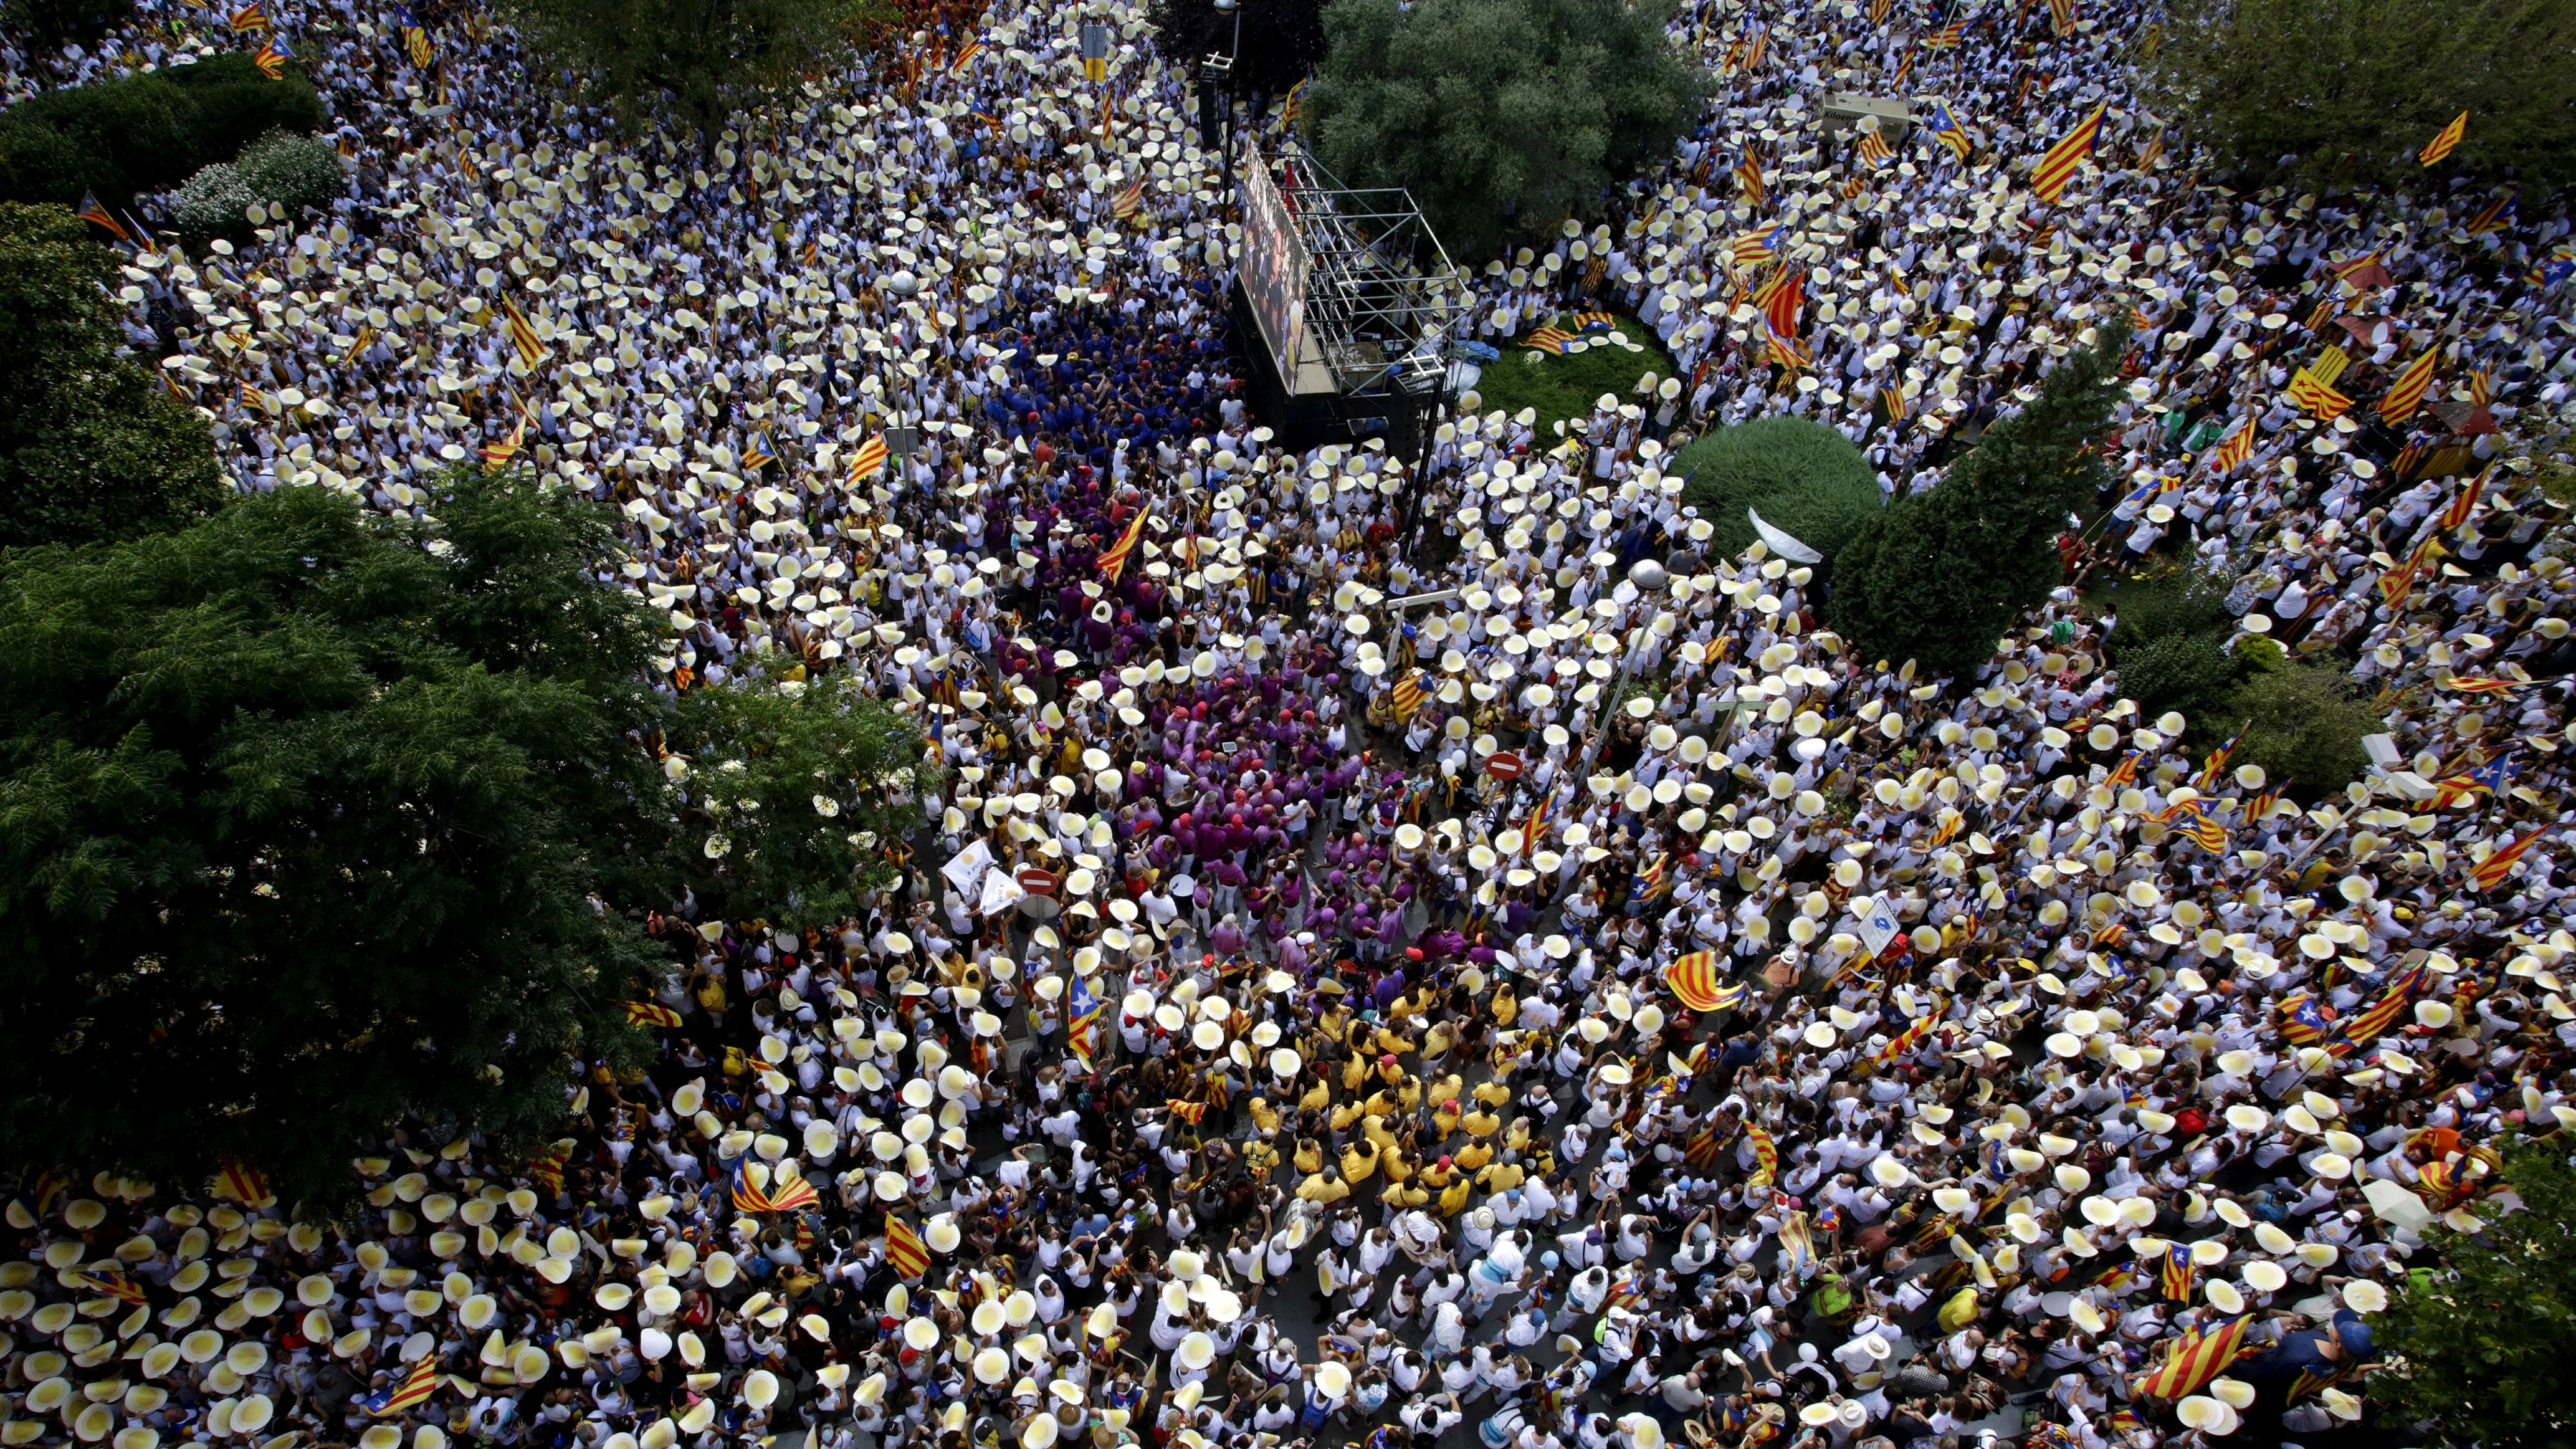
[1674,416,1881,563]
[236,129,343,216]
[0,54,325,209]
[169,161,256,242]
[2228,661,2378,796]
[2102,563,2249,726]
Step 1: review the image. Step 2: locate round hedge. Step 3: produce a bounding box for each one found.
[1672,416,1882,565]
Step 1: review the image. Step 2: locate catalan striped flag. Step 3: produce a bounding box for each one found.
[1876,385,1910,422]
[1742,21,1770,67]
[626,1001,684,1028]
[2469,827,2547,891]
[229,1,268,32]
[1924,98,1973,161]
[1097,507,1150,583]
[800,236,819,267]
[1662,950,1724,1010]
[2287,364,2354,419]
[2047,0,2074,35]
[1732,224,1787,265]
[1282,79,1309,125]
[763,1170,822,1213]
[1869,0,1892,21]
[1745,1125,1780,1187]
[1763,322,1813,373]
[363,1354,443,1416]
[1735,156,1767,207]
[2132,1314,2253,1400]
[847,433,890,482]
[1111,178,1146,219]
[1752,267,1805,338]
[1920,16,1966,45]
[2104,750,2140,790]
[253,33,290,78]
[2418,111,2468,167]
[1522,325,1575,355]
[340,325,378,366]
[500,299,545,368]
[2376,537,2443,608]
[1684,1124,1725,1169]
[1518,790,1552,856]
[2030,102,2107,203]
[2202,416,2256,475]
[217,1157,274,1207]
[2436,466,2491,532]
[74,191,133,243]
[2377,349,2441,421]
[2160,1242,2197,1301]
[478,413,526,474]
[948,37,987,75]
[1872,1015,1936,1066]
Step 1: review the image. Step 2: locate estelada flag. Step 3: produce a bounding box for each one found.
[2377,348,2441,421]
[1662,950,1725,1010]
[1097,507,1149,583]
[75,191,133,242]
[2030,102,2107,203]
[626,1000,683,1028]
[2133,1313,2253,1399]
[729,1160,775,1213]
[2418,111,2467,166]
[884,1214,930,1279]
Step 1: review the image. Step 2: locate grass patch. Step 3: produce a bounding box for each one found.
[1467,315,1675,441]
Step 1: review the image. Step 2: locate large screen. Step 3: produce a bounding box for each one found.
[1238,140,1310,383]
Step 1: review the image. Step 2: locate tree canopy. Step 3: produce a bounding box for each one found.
[1827,322,2127,676]
[500,0,889,153]
[1304,0,1707,261]
[2142,0,2576,192]
[2373,1140,2576,1448]
[0,202,227,549]
[0,472,925,1204]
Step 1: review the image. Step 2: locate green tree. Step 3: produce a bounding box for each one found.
[1151,0,1328,98]
[501,0,888,155]
[2142,0,2576,192]
[0,202,227,549]
[1828,322,2129,676]
[2373,1139,2576,1448]
[0,54,325,208]
[2101,563,2250,725]
[1674,416,1882,564]
[0,471,925,1203]
[1305,0,1707,261]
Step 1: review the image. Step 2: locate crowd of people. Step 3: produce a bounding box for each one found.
[7,4,2576,1449]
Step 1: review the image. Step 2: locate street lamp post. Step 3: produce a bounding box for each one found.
[1572,558,1671,787]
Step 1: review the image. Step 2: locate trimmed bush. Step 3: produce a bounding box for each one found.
[0,54,325,208]
[1674,416,1880,563]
